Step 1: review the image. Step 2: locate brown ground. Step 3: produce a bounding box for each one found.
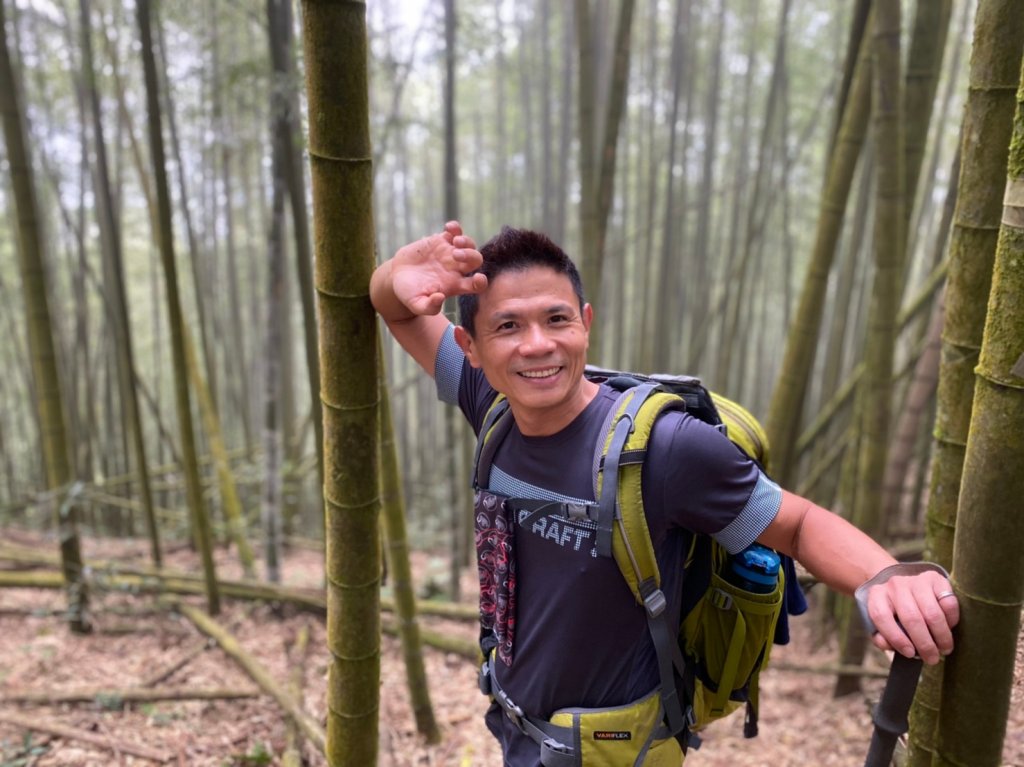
[0,532,1020,767]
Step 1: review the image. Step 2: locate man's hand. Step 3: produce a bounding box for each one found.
[390,221,487,318]
[865,569,960,665]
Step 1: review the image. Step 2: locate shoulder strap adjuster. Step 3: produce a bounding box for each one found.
[640,578,667,618]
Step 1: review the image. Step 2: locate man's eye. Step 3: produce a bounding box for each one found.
[498,321,516,331]
[550,315,568,324]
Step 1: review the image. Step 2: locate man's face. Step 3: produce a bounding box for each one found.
[455,266,594,433]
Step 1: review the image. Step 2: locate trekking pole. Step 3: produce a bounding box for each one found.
[862,651,922,767]
[853,563,950,767]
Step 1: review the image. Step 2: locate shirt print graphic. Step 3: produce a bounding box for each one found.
[475,490,517,665]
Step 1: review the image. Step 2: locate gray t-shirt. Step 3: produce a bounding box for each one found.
[435,326,781,765]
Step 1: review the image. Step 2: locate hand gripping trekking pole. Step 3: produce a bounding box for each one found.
[854,562,950,767]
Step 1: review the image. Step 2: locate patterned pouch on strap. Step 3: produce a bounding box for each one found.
[475,489,517,665]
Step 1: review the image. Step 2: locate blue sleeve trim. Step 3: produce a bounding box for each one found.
[434,324,463,404]
[714,471,782,554]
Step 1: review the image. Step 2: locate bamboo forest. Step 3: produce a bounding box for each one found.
[0,0,1022,764]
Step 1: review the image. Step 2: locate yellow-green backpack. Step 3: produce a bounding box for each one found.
[474,366,793,758]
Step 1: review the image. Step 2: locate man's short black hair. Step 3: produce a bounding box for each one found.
[457,226,585,336]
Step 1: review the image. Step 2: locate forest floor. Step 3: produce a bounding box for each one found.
[0,530,1021,767]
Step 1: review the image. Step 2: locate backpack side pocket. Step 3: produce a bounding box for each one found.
[681,557,784,730]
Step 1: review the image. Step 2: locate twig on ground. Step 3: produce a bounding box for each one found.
[140,639,212,687]
[0,710,171,763]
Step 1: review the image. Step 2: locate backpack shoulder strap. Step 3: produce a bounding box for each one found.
[473,394,513,490]
[594,383,691,737]
[593,385,687,599]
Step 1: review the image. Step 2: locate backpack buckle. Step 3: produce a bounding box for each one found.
[565,502,590,521]
[710,588,733,611]
[478,659,492,696]
[640,581,667,618]
[540,737,574,764]
[685,705,698,729]
[495,686,525,730]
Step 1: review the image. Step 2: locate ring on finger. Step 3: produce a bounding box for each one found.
[937,590,957,601]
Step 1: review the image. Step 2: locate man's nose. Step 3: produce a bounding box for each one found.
[519,324,556,355]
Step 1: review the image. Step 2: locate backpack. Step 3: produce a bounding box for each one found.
[473,366,795,763]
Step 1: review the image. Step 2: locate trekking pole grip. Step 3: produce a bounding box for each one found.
[854,562,949,767]
[863,653,922,767]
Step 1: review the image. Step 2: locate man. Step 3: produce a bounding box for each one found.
[370,222,959,765]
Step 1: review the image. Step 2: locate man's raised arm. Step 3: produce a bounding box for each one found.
[370,221,487,376]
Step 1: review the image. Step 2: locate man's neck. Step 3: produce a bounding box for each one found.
[511,379,601,437]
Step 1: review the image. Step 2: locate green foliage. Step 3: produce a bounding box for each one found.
[94,692,125,711]
[0,733,49,767]
[225,741,274,767]
[140,702,181,727]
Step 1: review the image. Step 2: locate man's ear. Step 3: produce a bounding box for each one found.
[582,303,594,331]
[453,325,481,368]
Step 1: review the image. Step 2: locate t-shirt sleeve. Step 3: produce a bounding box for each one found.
[643,410,781,554]
[434,324,464,404]
[433,324,497,434]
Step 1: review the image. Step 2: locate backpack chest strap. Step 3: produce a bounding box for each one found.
[503,498,601,528]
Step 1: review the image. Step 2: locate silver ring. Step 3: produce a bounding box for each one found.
[937,591,956,601]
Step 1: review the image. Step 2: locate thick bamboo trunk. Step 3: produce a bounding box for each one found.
[0,0,90,633]
[300,2,381,763]
[909,6,1024,762]
[933,54,1024,767]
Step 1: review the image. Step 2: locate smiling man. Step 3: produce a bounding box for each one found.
[370,222,959,767]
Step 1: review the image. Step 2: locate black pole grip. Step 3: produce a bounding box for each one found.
[863,652,923,767]
[853,563,946,767]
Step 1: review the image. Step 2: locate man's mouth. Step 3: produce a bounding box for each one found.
[517,367,561,379]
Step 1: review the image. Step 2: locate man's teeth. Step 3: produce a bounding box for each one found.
[519,367,559,378]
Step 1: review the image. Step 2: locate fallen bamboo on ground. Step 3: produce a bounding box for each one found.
[381,617,479,663]
[0,560,480,620]
[175,601,325,754]
[2,686,259,705]
[0,565,326,612]
[0,710,170,762]
[769,661,889,679]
